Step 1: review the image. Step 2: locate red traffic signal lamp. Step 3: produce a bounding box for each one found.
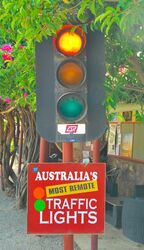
[53,24,86,56]
[36,25,107,142]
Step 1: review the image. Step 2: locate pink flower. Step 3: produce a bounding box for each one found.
[118,66,127,75]
[1,44,13,52]
[5,97,12,104]
[2,54,13,61]
[19,45,25,49]
[23,92,28,98]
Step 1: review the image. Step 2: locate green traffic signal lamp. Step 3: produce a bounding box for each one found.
[57,93,87,122]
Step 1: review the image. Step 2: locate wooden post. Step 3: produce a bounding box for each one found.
[39,137,49,162]
[91,139,100,250]
[63,142,74,250]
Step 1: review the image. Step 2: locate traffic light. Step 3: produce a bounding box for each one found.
[36,25,107,142]
[53,25,87,127]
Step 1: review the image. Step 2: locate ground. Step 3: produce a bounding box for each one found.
[0,190,144,250]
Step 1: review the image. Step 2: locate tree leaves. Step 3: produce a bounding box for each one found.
[94,6,121,34]
[0,0,144,113]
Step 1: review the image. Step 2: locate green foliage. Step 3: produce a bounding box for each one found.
[0,0,71,110]
[0,1,68,44]
[136,111,144,121]
[104,23,144,116]
[94,5,121,34]
[108,112,125,122]
[0,0,105,110]
[0,0,144,115]
[0,44,36,110]
[92,0,144,44]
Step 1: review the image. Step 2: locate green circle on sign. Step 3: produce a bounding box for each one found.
[34,199,46,211]
[57,94,86,122]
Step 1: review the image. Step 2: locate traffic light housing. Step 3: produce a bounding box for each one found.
[36,25,107,142]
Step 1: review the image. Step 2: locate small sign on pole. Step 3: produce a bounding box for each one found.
[27,163,105,234]
[57,124,86,134]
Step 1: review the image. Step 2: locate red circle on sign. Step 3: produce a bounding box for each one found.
[33,187,45,199]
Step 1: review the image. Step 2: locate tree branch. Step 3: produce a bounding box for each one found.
[122,84,144,93]
[128,56,144,85]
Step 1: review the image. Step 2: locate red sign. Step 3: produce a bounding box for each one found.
[27,163,106,234]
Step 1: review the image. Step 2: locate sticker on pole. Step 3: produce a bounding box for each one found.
[57,124,86,134]
[27,163,106,234]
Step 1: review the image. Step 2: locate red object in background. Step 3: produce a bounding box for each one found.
[53,24,86,56]
[27,163,105,234]
[1,44,13,52]
[118,66,127,75]
[2,53,12,61]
